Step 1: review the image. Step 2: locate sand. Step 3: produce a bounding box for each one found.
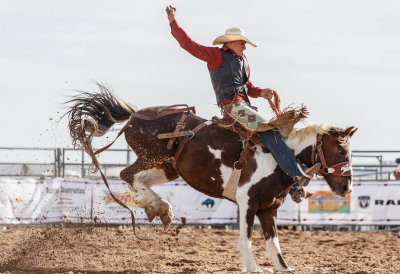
[0,225,399,273]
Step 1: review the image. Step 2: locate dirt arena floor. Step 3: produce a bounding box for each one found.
[0,225,399,274]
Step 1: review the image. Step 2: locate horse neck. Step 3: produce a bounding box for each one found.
[285,132,317,166]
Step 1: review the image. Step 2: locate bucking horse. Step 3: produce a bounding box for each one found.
[66,84,357,272]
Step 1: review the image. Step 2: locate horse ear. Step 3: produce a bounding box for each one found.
[349,127,358,138]
[344,126,358,138]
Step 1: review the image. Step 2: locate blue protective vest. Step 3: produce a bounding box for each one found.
[208,49,249,105]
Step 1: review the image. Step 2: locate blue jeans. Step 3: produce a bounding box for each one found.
[259,129,302,178]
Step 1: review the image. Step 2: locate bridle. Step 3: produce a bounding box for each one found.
[312,134,352,177]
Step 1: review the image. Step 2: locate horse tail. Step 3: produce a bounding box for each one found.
[65,83,138,153]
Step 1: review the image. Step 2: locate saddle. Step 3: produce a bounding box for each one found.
[212,105,309,143]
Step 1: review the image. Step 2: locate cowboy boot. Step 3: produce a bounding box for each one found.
[289,185,315,203]
[258,130,321,203]
[289,163,321,203]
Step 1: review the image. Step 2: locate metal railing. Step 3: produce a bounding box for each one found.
[0,147,399,180]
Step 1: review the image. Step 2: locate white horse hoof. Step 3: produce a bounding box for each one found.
[278,267,294,272]
[243,266,268,273]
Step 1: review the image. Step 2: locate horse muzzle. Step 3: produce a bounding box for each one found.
[332,178,353,197]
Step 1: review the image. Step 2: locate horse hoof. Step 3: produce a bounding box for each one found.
[278,267,294,272]
[158,198,174,226]
[243,266,266,273]
[160,211,173,227]
[144,198,173,224]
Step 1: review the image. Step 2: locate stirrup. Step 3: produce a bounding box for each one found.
[289,185,314,203]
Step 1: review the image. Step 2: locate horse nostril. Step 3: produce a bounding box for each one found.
[342,185,349,192]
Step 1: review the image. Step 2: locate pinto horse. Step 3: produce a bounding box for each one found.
[66,87,357,273]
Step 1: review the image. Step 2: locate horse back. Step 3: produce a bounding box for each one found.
[124,106,244,197]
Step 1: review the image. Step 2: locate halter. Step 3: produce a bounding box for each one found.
[313,134,352,177]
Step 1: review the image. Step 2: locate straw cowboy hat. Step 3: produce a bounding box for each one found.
[213,27,257,47]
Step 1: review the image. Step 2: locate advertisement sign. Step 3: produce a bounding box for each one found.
[91,180,238,224]
[299,181,400,225]
[0,178,92,224]
[1,178,399,226]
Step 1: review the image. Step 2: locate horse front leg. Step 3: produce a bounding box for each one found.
[257,209,294,272]
[120,160,179,226]
[237,195,271,273]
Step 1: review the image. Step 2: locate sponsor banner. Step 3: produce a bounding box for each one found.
[157,182,237,224]
[92,180,238,224]
[0,177,44,224]
[351,182,400,225]
[1,178,399,225]
[300,181,400,225]
[0,178,92,224]
[91,179,149,224]
[93,179,297,225]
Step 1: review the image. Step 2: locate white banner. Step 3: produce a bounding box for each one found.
[91,179,238,224]
[1,178,399,225]
[300,181,400,225]
[0,178,92,224]
[0,178,238,225]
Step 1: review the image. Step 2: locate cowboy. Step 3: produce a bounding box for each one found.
[166,5,320,202]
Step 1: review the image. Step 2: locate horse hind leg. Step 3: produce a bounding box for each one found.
[120,160,179,226]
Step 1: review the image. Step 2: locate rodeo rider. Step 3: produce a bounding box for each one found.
[166,5,321,203]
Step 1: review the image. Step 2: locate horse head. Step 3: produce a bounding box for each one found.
[317,126,358,197]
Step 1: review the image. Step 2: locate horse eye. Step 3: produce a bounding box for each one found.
[338,150,345,156]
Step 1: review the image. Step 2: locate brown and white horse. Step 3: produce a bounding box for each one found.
[66,87,357,273]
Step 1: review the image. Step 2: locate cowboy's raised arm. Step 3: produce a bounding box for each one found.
[166,5,222,70]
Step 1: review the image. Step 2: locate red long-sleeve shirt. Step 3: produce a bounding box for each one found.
[169,20,263,105]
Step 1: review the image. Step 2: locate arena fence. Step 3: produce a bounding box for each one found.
[1,147,399,181]
[1,147,399,231]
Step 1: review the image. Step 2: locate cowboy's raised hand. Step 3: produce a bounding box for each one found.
[166,5,177,23]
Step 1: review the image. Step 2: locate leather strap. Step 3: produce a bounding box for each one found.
[167,113,188,150]
[157,104,195,115]
[94,121,132,155]
[315,134,328,175]
[173,121,212,169]
[158,131,194,139]
[84,140,145,240]
[131,107,196,121]
[233,145,252,170]
[95,106,195,154]
[222,144,253,201]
